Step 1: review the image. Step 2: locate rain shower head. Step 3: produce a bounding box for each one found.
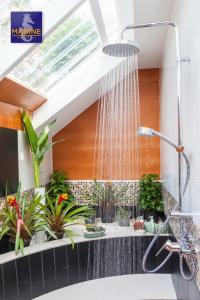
[102,39,140,57]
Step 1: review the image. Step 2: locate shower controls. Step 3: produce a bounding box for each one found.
[156,239,196,256]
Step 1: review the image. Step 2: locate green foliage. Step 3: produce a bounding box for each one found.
[0,185,49,255]
[40,196,90,243]
[138,174,164,213]
[85,225,105,233]
[47,170,74,202]
[22,111,63,188]
[116,207,131,219]
[91,180,130,206]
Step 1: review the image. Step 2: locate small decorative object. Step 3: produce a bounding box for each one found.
[41,194,90,242]
[144,216,155,234]
[0,184,50,255]
[116,207,131,227]
[134,216,144,231]
[138,174,164,221]
[84,224,105,238]
[95,217,102,226]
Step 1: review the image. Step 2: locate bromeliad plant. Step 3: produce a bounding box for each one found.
[0,185,49,255]
[41,194,90,241]
[22,111,62,188]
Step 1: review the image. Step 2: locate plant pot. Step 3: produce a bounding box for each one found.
[35,231,47,244]
[84,230,105,238]
[118,217,130,227]
[56,232,64,239]
[48,232,64,241]
[34,187,46,243]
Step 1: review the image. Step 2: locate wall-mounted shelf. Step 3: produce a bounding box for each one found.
[0,77,47,130]
[0,77,47,113]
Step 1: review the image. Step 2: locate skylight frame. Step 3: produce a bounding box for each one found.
[9,0,102,93]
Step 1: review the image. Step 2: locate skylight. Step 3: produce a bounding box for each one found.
[99,0,119,39]
[10,1,101,93]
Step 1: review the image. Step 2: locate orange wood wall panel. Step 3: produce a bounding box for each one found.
[0,102,23,130]
[0,77,47,112]
[53,68,160,179]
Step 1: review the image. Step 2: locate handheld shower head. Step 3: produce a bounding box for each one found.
[137,127,154,137]
[137,126,190,195]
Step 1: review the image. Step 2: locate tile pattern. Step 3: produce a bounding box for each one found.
[67,180,140,205]
[162,186,200,293]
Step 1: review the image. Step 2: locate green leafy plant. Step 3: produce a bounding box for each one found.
[47,170,74,202]
[0,184,50,255]
[116,207,131,219]
[91,180,130,206]
[22,111,63,188]
[85,224,105,233]
[41,194,90,242]
[138,174,164,213]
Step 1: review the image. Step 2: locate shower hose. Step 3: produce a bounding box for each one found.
[142,208,195,280]
[142,161,195,280]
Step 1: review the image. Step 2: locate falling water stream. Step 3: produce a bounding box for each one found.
[93,49,141,180]
[93,47,142,221]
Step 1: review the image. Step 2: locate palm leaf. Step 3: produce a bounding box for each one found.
[22,111,38,154]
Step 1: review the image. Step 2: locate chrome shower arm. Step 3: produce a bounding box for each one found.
[120,21,177,40]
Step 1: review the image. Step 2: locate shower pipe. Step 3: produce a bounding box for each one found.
[121,21,194,279]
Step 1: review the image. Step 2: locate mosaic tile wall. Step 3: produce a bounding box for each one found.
[162,186,200,291]
[67,180,139,205]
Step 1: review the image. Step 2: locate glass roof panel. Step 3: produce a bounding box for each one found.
[10,1,101,93]
[98,0,119,39]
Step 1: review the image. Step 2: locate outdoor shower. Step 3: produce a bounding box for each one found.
[102,21,195,280]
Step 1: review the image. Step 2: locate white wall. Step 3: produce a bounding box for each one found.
[18,131,52,191]
[161,0,200,223]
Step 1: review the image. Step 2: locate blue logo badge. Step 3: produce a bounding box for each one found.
[11,12,42,43]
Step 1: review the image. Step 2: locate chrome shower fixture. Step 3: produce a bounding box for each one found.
[102,20,184,208]
[102,21,178,58]
[102,39,140,57]
[137,126,190,194]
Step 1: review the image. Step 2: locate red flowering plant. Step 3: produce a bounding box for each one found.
[0,184,51,255]
[40,193,90,242]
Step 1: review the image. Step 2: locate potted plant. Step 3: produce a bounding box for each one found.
[41,194,90,241]
[84,224,105,238]
[91,180,130,223]
[0,184,51,255]
[138,174,164,221]
[116,207,131,226]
